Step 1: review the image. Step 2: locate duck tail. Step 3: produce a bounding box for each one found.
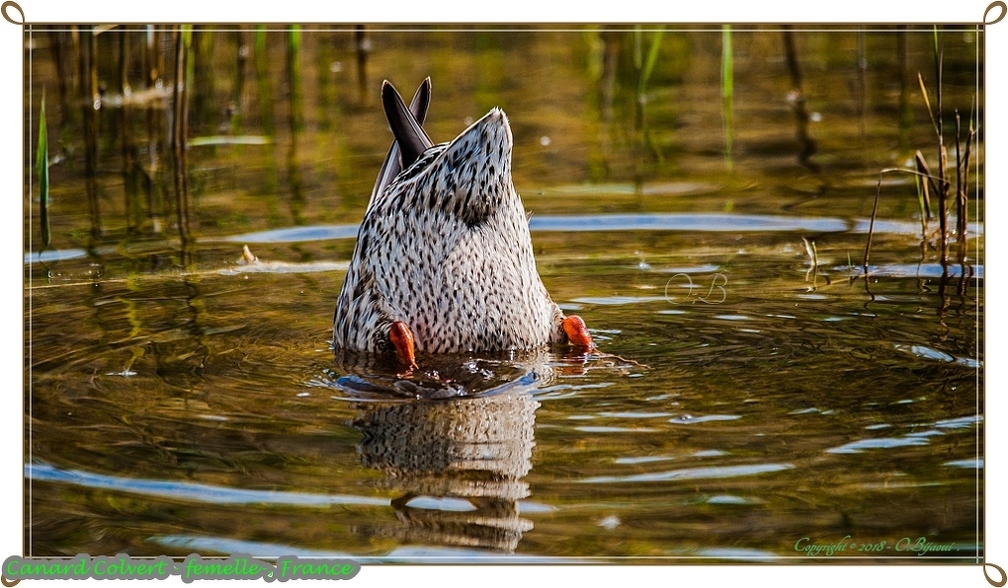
[368,77,433,208]
[382,79,434,169]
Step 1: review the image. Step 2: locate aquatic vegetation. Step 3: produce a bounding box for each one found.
[721,25,733,169]
[863,27,976,276]
[36,92,49,249]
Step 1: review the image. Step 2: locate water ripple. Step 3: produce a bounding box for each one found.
[24,248,89,263]
[894,344,981,368]
[825,436,932,454]
[944,458,983,469]
[226,225,361,243]
[574,426,660,433]
[219,260,349,275]
[826,414,981,455]
[693,547,779,562]
[669,414,741,425]
[27,462,388,507]
[404,496,477,512]
[214,212,971,246]
[934,415,983,429]
[531,213,853,233]
[571,295,667,306]
[580,463,794,484]
[857,263,983,279]
[152,535,556,563]
[706,495,754,505]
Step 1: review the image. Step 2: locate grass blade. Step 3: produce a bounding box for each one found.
[37,92,50,249]
[913,150,934,220]
[721,25,734,168]
[639,27,664,93]
[917,73,937,136]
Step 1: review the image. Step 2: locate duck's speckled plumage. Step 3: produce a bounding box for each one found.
[333,80,568,356]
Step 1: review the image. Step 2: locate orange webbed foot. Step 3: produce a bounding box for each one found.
[389,321,419,371]
[562,315,595,351]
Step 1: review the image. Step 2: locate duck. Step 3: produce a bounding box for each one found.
[332,78,594,369]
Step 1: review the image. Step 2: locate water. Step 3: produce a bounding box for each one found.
[24,26,981,563]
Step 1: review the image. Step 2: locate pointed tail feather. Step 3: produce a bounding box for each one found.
[367,77,433,209]
[382,80,433,170]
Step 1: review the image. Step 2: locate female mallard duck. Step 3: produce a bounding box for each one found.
[333,78,593,369]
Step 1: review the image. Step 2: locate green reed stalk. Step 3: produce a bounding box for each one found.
[929,26,949,264]
[288,25,304,132]
[37,93,50,248]
[638,27,664,97]
[721,25,734,169]
[255,25,275,134]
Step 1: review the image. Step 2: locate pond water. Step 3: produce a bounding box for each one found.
[24,26,982,563]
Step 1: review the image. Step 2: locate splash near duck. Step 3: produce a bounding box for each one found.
[333,78,594,368]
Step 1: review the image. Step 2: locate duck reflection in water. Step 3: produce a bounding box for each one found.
[333,348,595,553]
[351,387,538,552]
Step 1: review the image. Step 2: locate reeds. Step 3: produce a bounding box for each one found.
[232,28,248,128]
[254,26,275,135]
[77,25,101,238]
[635,26,663,102]
[862,27,975,275]
[782,27,818,172]
[287,25,305,224]
[855,29,866,138]
[721,25,734,169]
[171,25,193,244]
[36,93,50,249]
[954,106,975,263]
[48,31,69,128]
[632,25,664,170]
[355,25,369,105]
[117,28,140,233]
[143,25,164,233]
